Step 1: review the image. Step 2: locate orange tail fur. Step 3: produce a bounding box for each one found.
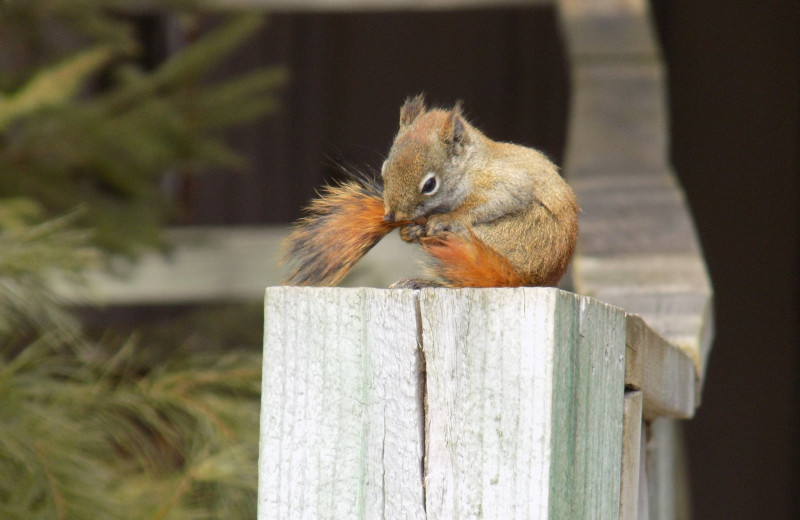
[281,180,405,286]
[282,179,528,287]
[421,230,527,288]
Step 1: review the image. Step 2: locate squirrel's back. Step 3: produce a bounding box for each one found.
[473,140,578,286]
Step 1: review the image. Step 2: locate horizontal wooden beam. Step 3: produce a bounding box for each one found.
[51,226,427,305]
[202,0,551,11]
[625,315,697,419]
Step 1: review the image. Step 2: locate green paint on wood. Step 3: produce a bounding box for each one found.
[549,293,626,519]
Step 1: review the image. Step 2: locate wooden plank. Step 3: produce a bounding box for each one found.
[619,391,642,520]
[637,420,649,520]
[419,288,560,519]
[563,65,668,173]
[549,292,627,519]
[259,287,425,520]
[52,226,427,304]
[624,314,696,419]
[205,0,551,11]
[419,287,626,519]
[570,174,701,257]
[643,418,690,520]
[260,288,702,519]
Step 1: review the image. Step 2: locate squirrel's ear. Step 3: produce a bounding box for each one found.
[442,101,468,154]
[400,94,426,128]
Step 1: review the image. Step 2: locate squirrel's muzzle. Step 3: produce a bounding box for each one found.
[383,211,396,223]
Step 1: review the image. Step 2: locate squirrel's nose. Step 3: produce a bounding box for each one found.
[383,211,395,223]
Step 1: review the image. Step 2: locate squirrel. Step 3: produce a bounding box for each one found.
[281,94,578,289]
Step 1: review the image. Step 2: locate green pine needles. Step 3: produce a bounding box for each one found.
[0,2,280,518]
[0,337,262,520]
[0,1,286,257]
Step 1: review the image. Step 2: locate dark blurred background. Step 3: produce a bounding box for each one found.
[185,4,799,518]
[652,2,799,518]
[92,2,800,518]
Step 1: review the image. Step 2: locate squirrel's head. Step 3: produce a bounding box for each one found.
[381,95,476,223]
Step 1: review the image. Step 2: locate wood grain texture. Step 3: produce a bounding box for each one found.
[419,288,559,519]
[259,287,704,519]
[260,287,425,520]
[419,288,626,519]
[549,291,627,520]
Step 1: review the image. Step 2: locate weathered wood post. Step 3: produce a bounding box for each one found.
[259,286,631,519]
[253,2,712,519]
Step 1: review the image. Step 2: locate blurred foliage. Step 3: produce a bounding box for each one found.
[0,333,261,520]
[0,1,277,518]
[0,212,265,519]
[0,0,285,258]
[0,209,96,346]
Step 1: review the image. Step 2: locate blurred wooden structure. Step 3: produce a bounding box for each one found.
[57,0,713,517]
[256,1,712,519]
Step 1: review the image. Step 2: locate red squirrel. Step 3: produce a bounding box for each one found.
[281,95,578,289]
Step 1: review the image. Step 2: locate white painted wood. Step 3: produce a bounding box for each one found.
[260,287,632,519]
[418,287,627,519]
[259,287,425,520]
[419,288,558,519]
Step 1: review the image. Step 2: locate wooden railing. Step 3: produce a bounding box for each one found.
[257,1,712,519]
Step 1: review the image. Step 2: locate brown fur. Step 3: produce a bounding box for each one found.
[383,95,578,287]
[281,95,579,288]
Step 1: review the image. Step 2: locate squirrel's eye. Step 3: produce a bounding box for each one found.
[420,172,439,196]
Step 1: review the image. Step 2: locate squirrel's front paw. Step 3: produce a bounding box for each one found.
[399,223,425,243]
[425,215,466,237]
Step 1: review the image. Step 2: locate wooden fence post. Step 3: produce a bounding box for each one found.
[259,287,426,519]
[259,286,629,519]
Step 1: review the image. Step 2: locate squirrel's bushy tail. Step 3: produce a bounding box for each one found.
[281,180,402,286]
[281,178,527,287]
[421,231,527,288]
